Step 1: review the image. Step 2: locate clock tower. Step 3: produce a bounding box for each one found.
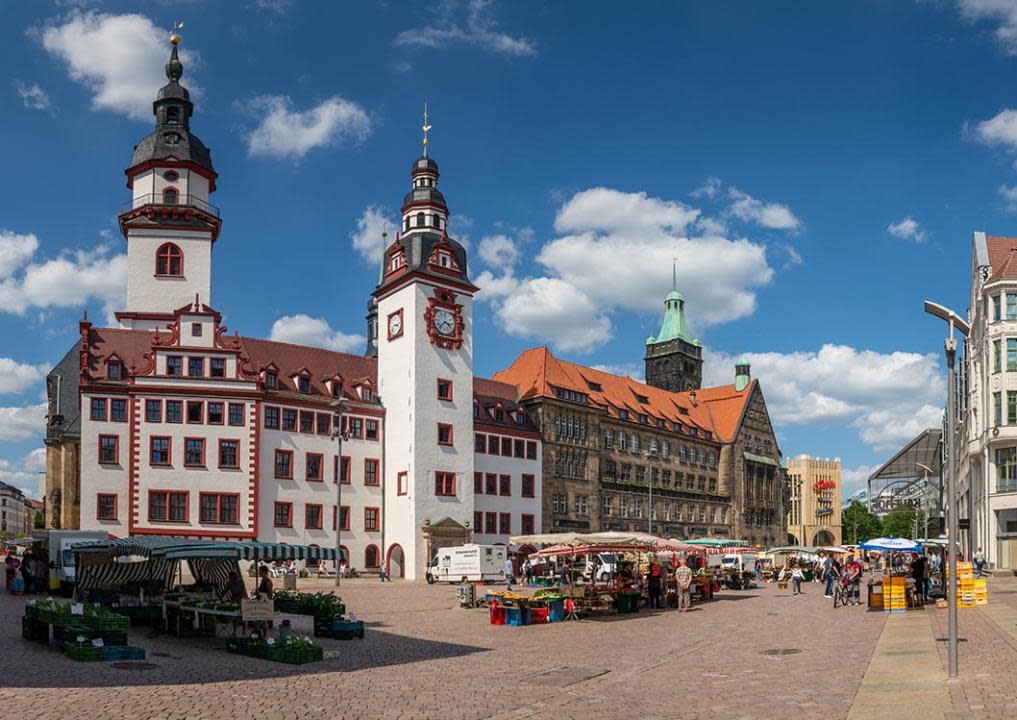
[116,35,220,331]
[376,112,478,579]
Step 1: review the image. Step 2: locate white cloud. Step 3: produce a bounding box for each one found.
[14,81,50,111]
[0,231,39,278]
[0,239,126,322]
[350,205,397,265]
[0,359,49,396]
[999,184,1017,211]
[957,0,1017,54]
[40,11,197,121]
[269,314,364,353]
[498,278,612,353]
[253,0,291,13]
[726,187,801,231]
[778,243,803,268]
[591,362,645,382]
[703,344,944,452]
[973,108,1017,155]
[395,0,536,56]
[243,95,371,160]
[21,448,47,473]
[477,234,520,268]
[0,402,47,441]
[887,216,927,243]
[840,464,875,501]
[691,176,722,199]
[476,187,775,354]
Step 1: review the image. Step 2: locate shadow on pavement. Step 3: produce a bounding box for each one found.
[8,629,488,688]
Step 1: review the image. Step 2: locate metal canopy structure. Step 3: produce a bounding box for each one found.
[867,428,943,518]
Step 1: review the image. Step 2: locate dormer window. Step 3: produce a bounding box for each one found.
[298,376,311,394]
[473,402,480,418]
[265,371,277,389]
[515,410,526,426]
[191,322,202,337]
[361,387,373,402]
[155,243,183,276]
[438,251,450,268]
[107,360,121,380]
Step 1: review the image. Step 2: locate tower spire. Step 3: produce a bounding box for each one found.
[672,257,677,292]
[379,230,388,285]
[422,101,431,158]
[166,21,185,83]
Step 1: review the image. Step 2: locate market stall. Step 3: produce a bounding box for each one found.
[860,536,922,612]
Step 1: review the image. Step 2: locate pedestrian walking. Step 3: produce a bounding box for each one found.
[822,553,836,598]
[504,557,515,590]
[975,547,986,578]
[845,556,862,605]
[791,565,804,595]
[522,558,533,586]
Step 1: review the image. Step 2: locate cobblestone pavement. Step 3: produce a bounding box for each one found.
[0,577,890,720]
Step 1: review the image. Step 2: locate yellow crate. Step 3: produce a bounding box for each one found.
[975,598,989,606]
[958,562,973,572]
[974,579,988,590]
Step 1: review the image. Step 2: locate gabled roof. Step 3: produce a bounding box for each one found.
[492,346,754,441]
[985,236,1017,278]
[988,247,1017,282]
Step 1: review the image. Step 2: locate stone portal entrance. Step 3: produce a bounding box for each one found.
[420,517,471,570]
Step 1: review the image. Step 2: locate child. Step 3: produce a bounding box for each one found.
[791,565,804,595]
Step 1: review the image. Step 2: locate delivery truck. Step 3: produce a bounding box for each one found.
[425,544,507,584]
[32,530,108,595]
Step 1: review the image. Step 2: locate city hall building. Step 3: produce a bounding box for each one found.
[44,41,787,577]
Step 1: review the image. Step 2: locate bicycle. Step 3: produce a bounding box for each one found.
[833,577,851,608]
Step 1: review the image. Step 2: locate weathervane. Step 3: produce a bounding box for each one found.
[422,101,431,157]
[169,20,185,45]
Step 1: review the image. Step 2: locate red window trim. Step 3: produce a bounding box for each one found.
[474,471,483,494]
[166,355,183,377]
[218,439,241,469]
[98,434,119,465]
[109,397,128,423]
[155,242,184,277]
[345,417,364,440]
[207,401,225,425]
[90,397,108,421]
[521,473,536,498]
[485,473,497,495]
[337,455,351,484]
[274,449,294,480]
[499,512,511,535]
[437,423,454,447]
[485,511,497,534]
[475,432,486,454]
[499,474,511,497]
[521,513,536,534]
[166,400,183,423]
[364,506,380,532]
[198,492,241,525]
[228,402,245,426]
[145,399,163,423]
[305,503,324,530]
[187,356,204,378]
[365,419,379,440]
[186,400,204,424]
[364,458,380,486]
[306,452,324,482]
[437,378,453,401]
[273,501,294,528]
[148,489,189,523]
[474,511,483,531]
[397,470,408,496]
[150,436,172,466]
[107,360,122,380]
[435,470,456,497]
[96,493,117,520]
[316,412,331,436]
[264,405,280,429]
[299,410,314,434]
[364,544,381,568]
[162,186,179,204]
[334,505,351,531]
[183,437,206,468]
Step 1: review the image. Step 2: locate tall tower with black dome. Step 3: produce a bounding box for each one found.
[116,30,221,330]
[376,107,477,579]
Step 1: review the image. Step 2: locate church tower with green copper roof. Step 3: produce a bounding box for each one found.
[644,264,703,392]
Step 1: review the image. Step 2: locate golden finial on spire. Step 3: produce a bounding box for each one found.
[422,101,431,157]
[169,21,185,45]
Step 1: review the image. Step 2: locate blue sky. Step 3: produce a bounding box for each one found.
[3,0,1017,499]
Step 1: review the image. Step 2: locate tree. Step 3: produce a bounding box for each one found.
[880,507,921,540]
[841,501,882,544]
[34,509,44,529]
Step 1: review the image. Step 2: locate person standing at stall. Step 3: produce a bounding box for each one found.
[845,556,862,606]
[675,559,693,612]
[911,552,927,604]
[646,557,663,609]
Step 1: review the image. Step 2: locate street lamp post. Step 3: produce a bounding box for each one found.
[645,450,657,535]
[917,462,934,541]
[924,300,970,679]
[331,399,348,588]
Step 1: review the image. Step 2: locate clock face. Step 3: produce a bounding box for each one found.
[388,313,402,337]
[433,309,455,335]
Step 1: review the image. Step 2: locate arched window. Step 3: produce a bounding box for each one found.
[416,212,425,227]
[163,187,178,204]
[432,214,441,228]
[365,544,380,568]
[404,217,410,231]
[155,243,183,276]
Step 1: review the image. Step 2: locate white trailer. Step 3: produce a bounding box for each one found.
[425,544,507,584]
[32,530,108,595]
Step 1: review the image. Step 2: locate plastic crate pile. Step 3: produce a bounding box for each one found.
[489,591,566,627]
[226,635,325,665]
[23,599,143,662]
[272,591,364,640]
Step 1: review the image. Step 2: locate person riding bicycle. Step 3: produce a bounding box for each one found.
[845,556,862,606]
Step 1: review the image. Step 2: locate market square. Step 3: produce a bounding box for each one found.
[5,2,1017,718]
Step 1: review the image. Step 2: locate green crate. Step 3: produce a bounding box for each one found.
[85,614,130,632]
[100,630,128,646]
[226,637,269,659]
[21,617,49,643]
[54,625,99,643]
[266,645,323,664]
[63,642,103,662]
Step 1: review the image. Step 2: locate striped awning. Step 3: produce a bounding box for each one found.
[74,536,343,563]
[76,554,178,592]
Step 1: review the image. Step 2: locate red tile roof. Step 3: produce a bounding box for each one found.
[986,236,1017,277]
[492,347,753,442]
[988,246,1017,282]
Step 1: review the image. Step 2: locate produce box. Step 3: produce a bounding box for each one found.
[54,625,99,643]
[530,607,549,624]
[63,642,103,662]
[547,600,565,622]
[21,616,49,643]
[331,619,364,640]
[489,606,505,625]
[101,645,146,661]
[504,607,530,627]
[615,592,640,614]
[100,630,129,646]
[226,637,269,659]
[266,645,323,664]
